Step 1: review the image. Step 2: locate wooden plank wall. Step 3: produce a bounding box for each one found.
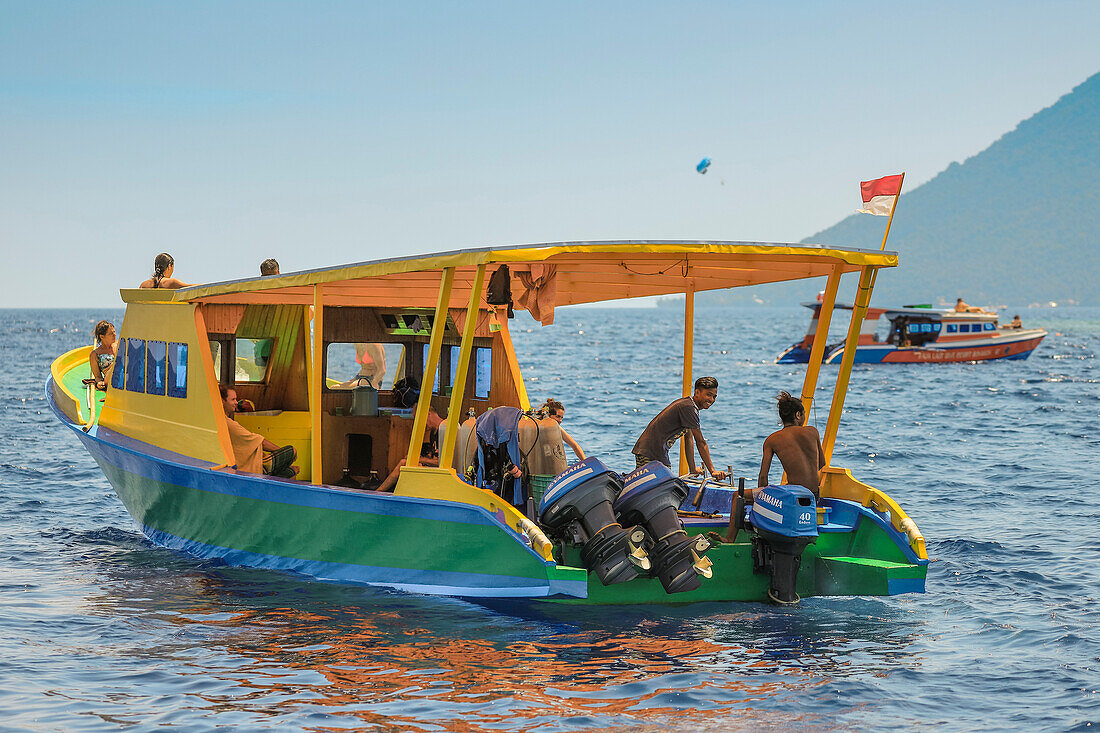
[489,333,521,409]
[201,304,247,335]
[233,304,309,411]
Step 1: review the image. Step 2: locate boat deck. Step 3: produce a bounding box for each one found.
[60,360,105,425]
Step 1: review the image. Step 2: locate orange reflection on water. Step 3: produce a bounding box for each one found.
[189,602,823,732]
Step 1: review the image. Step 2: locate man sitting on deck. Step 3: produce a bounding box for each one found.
[220,386,299,478]
[632,377,727,481]
[757,391,825,497]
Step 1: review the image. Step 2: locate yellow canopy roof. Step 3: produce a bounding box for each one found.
[129,240,897,310]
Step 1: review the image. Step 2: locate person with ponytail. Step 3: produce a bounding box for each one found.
[139,253,192,289]
[88,320,118,390]
[757,390,826,496]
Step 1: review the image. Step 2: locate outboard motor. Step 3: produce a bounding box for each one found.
[539,458,650,585]
[615,462,713,594]
[749,485,818,604]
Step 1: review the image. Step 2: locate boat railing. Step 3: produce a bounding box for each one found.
[50,345,93,424]
[819,466,927,560]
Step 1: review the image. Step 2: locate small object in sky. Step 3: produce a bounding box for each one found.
[696,158,711,174]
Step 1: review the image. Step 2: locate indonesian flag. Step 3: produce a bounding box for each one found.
[858,174,903,216]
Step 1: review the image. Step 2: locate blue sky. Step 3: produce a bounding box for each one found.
[2,1,1099,307]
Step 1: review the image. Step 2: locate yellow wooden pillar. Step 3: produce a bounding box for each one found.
[407,267,455,467]
[496,308,531,411]
[439,264,486,468]
[679,287,695,475]
[821,266,876,464]
[798,264,843,422]
[310,285,323,485]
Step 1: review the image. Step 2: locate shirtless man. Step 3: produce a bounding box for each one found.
[955,297,990,315]
[757,390,825,496]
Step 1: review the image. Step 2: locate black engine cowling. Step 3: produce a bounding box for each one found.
[539,458,650,585]
[615,461,712,594]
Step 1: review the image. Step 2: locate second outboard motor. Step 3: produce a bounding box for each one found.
[615,462,713,594]
[539,458,650,586]
[749,485,819,604]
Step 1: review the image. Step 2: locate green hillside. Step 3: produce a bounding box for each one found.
[696,71,1100,307]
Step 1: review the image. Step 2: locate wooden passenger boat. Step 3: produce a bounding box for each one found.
[48,241,927,604]
[777,301,1047,364]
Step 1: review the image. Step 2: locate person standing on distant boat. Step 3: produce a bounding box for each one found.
[632,377,727,481]
[140,253,192,289]
[757,391,825,496]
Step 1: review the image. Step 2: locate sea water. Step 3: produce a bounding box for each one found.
[1,306,1096,732]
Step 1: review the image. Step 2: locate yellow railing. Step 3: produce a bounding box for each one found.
[820,466,928,560]
[50,345,93,424]
[394,465,555,561]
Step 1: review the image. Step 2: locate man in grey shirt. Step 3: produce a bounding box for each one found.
[632,376,728,481]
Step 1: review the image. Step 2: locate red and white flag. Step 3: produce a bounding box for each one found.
[857,174,903,216]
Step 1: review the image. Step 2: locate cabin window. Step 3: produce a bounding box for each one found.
[325,342,406,390]
[167,343,188,398]
[984,322,995,331]
[422,344,442,394]
[234,338,275,383]
[946,324,957,333]
[959,324,971,333]
[933,323,942,332]
[474,347,491,399]
[209,339,226,382]
[448,346,462,394]
[111,339,127,390]
[125,338,146,393]
[146,341,167,396]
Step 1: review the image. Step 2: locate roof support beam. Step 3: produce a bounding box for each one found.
[822,266,876,464]
[439,264,486,469]
[310,285,324,485]
[407,267,455,467]
[678,287,694,475]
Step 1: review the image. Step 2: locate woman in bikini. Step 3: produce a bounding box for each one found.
[89,320,118,391]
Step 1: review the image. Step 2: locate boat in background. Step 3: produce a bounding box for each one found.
[777,301,1046,364]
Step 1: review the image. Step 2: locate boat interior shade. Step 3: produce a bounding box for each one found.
[127,241,898,314]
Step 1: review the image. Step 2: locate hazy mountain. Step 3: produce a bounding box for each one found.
[689,71,1100,308]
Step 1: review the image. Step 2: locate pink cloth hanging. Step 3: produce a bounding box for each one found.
[513,264,558,325]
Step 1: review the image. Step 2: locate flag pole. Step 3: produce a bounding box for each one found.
[879,172,905,251]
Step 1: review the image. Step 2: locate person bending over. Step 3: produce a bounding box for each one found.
[632,377,727,481]
[378,405,446,493]
[140,253,192,290]
[758,391,825,496]
[540,398,585,460]
[221,386,299,478]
